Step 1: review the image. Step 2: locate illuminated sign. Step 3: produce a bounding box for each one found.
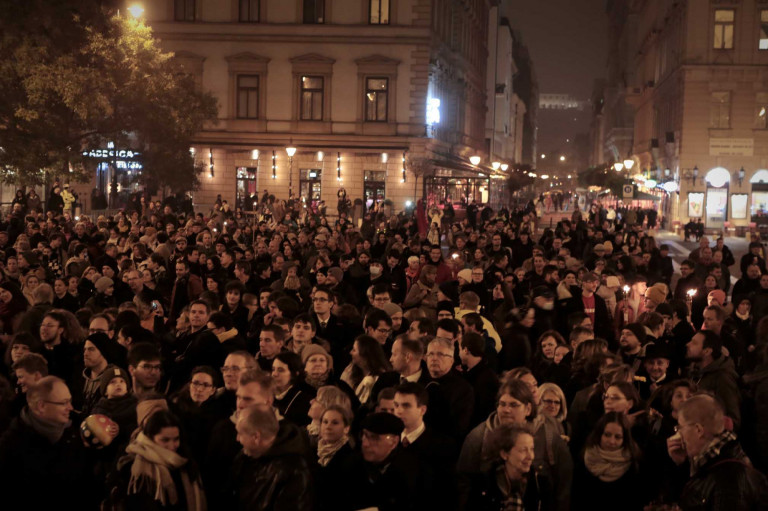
[426,98,441,125]
[82,149,139,159]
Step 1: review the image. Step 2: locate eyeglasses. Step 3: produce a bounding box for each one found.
[190,381,214,389]
[138,363,162,372]
[541,399,561,406]
[375,328,391,334]
[426,352,453,359]
[44,399,72,406]
[221,366,242,373]
[674,423,696,433]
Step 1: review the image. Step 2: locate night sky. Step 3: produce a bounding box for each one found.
[509,0,609,100]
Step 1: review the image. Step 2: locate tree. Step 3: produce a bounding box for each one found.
[577,165,625,195]
[0,0,218,191]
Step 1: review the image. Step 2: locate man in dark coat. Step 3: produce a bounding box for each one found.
[0,376,95,509]
[233,403,313,511]
[667,394,768,509]
[169,299,224,391]
[425,338,475,438]
[565,272,613,347]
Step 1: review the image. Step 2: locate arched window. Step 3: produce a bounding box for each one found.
[750,169,768,184]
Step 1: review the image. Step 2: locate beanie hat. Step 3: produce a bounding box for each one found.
[327,267,344,283]
[95,276,114,294]
[437,300,455,316]
[86,333,120,365]
[381,302,402,317]
[707,289,726,306]
[622,322,647,345]
[300,343,333,371]
[99,366,131,396]
[644,283,667,305]
[458,269,472,283]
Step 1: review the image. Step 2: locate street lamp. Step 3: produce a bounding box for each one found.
[623,158,635,171]
[560,156,566,162]
[127,3,145,18]
[541,154,546,159]
[737,166,745,185]
[614,162,624,172]
[491,161,500,170]
[286,145,296,197]
[469,155,481,166]
[500,163,509,171]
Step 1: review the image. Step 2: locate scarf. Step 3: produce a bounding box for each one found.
[735,310,750,321]
[20,407,69,444]
[317,436,348,467]
[495,464,527,511]
[124,433,205,511]
[691,430,738,476]
[583,445,632,482]
[307,420,320,437]
[305,371,329,389]
[355,375,378,405]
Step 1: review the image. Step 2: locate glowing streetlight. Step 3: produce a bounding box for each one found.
[541,154,546,159]
[559,156,566,162]
[500,163,509,171]
[623,158,635,170]
[286,145,296,196]
[127,3,145,18]
[469,155,481,166]
[491,161,500,170]
[286,146,297,157]
[614,162,624,172]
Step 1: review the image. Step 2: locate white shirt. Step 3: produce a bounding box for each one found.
[401,422,426,445]
[403,368,422,383]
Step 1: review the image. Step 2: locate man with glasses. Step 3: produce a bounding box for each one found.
[426,338,475,438]
[312,285,353,365]
[0,376,94,509]
[39,311,77,384]
[667,394,768,508]
[365,308,393,352]
[213,350,257,416]
[127,342,163,398]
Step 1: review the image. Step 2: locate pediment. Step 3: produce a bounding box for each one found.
[354,55,401,66]
[225,52,272,64]
[290,53,336,65]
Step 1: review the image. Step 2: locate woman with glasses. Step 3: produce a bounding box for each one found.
[537,383,570,442]
[111,409,205,511]
[573,412,645,511]
[170,365,220,464]
[458,379,573,511]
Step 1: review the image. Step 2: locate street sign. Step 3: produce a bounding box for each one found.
[623,184,633,199]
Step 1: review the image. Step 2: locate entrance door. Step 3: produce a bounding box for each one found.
[299,169,322,208]
[706,187,728,229]
[236,167,258,210]
[364,170,386,210]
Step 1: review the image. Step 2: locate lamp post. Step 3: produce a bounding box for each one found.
[286,145,296,198]
[127,3,145,18]
[470,155,481,166]
[614,162,624,172]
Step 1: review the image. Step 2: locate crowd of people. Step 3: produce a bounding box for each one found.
[1,187,768,510]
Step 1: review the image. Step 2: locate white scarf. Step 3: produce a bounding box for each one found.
[583,445,632,482]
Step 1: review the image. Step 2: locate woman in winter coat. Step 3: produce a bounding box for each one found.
[306,385,353,448]
[170,366,221,464]
[271,352,316,426]
[573,412,645,511]
[464,423,554,511]
[111,410,206,511]
[314,405,355,511]
[457,379,573,511]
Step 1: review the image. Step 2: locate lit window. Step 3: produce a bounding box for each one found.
[300,76,324,121]
[755,93,768,129]
[760,11,768,50]
[365,78,388,122]
[370,0,390,25]
[714,9,735,49]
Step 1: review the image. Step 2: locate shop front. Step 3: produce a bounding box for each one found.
[704,167,730,230]
[236,166,258,210]
[299,168,322,208]
[364,170,386,210]
[750,170,768,219]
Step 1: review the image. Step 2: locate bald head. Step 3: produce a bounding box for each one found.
[679,394,725,437]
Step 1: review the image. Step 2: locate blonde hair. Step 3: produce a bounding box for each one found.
[537,382,568,422]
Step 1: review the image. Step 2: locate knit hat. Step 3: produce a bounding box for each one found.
[644,283,667,305]
[86,333,120,365]
[622,323,647,345]
[300,344,333,371]
[458,269,472,283]
[327,267,344,283]
[644,343,670,361]
[707,289,726,306]
[382,302,402,317]
[99,366,131,396]
[437,300,455,316]
[94,276,114,294]
[362,412,404,436]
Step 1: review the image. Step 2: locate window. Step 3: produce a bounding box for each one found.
[303,0,324,24]
[370,0,390,24]
[710,92,731,129]
[300,76,324,121]
[365,78,388,122]
[755,93,768,129]
[239,0,259,22]
[713,9,734,49]
[760,10,768,50]
[236,76,259,119]
[174,0,195,21]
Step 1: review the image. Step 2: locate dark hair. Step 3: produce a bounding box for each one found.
[207,311,233,330]
[669,299,688,320]
[273,351,305,385]
[190,365,221,388]
[224,280,246,295]
[292,312,316,331]
[261,324,285,343]
[497,379,537,421]
[606,381,642,410]
[128,342,161,368]
[436,318,459,337]
[461,332,485,357]
[353,335,392,377]
[462,312,484,333]
[416,317,436,336]
[365,308,392,330]
[275,296,300,320]
[698,330,723,359]
[395,381,429,407]
[189,299,211,314]
[585,411,640,460]
[4,332,43,367]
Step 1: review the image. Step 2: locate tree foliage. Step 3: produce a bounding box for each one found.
[577,165,625,195]
[0,0,218,190]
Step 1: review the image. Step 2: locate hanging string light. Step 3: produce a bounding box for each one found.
[337,152,341,181]
[401,151,406,183]
[208,148,214,178]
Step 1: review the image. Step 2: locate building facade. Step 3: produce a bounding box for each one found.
[103,0,518,214]
[608,0,768,229]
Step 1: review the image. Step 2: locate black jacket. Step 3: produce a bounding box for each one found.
[274,382,316,427]
[565,288,613,347]
[426,369,476,438]
[466,464,554,511]
[233,420,314,511]
[694,357,741,430]
[678,439,768,511]
[463,361,500,428]
[169,327,224,392]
